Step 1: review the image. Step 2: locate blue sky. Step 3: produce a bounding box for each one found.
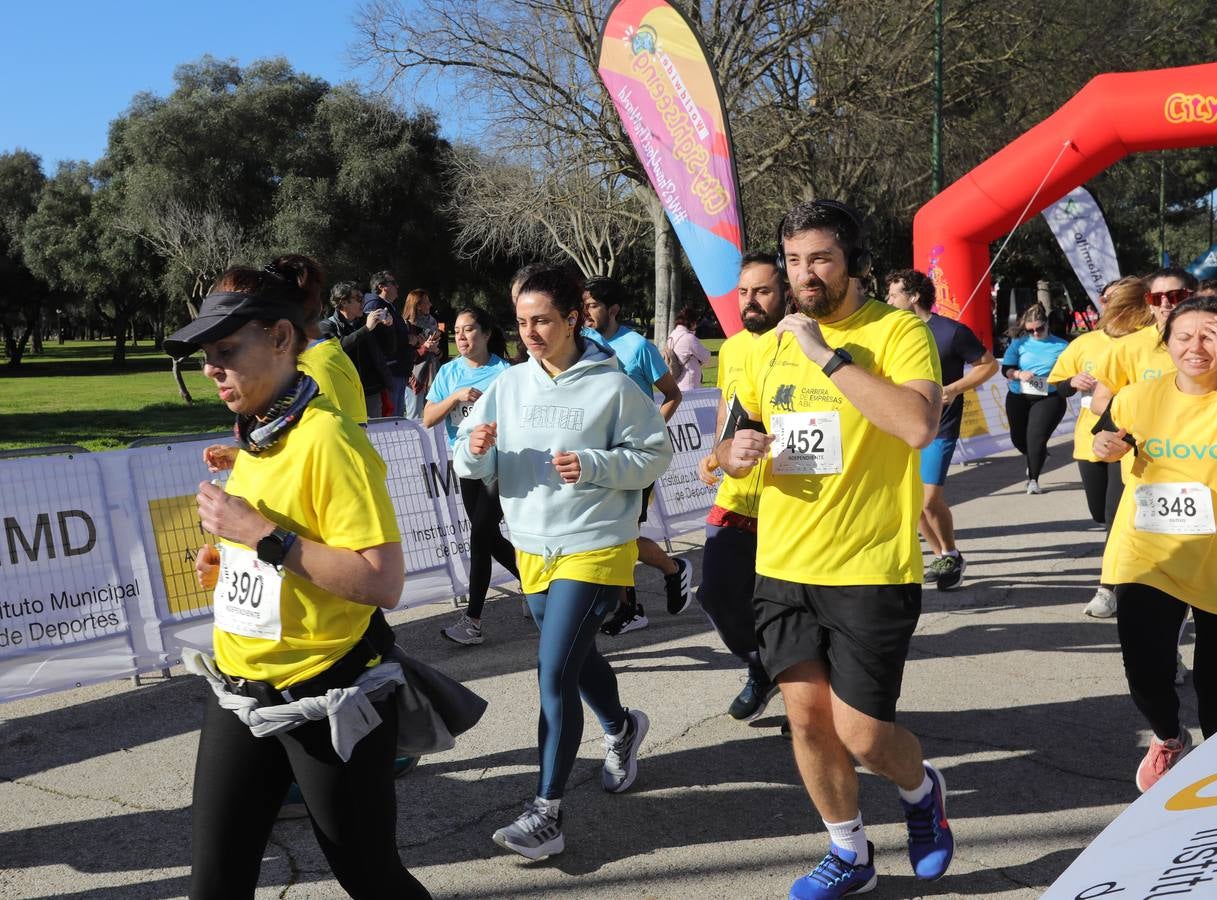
[0,0,416,172]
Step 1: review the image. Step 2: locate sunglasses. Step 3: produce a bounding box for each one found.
[1146,288,1192,307]
[1025,324,1046,335]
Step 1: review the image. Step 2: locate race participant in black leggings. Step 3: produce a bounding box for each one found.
[1000,305,1069,494]
[424,306,518,646]
[1092,296,1217,792]
[1048,277,1152,618]
[167,265,429,899]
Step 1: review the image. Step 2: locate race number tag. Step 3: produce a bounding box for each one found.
[1133,483,1216,535]
[448,401,475,428]
[1022,375,1049,396]
[769,411,843,475]
[213,544,284,640]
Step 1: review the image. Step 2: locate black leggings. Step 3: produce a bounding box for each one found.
[1116,583,1217,742]
[460,477,519,619]
[190,691,431,899]
[1005,392,1067,479]
[1076,459,1124,527]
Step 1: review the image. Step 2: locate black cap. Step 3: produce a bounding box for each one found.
[164,291,306,360]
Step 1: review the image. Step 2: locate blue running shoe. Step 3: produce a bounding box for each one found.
[789,841,876,899]
[901,762,954,880]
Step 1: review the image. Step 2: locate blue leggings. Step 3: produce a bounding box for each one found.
[526,579,628,799]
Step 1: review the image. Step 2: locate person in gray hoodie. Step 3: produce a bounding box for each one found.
[454,266,673,860]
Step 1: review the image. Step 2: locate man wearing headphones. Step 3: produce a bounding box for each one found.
[718,201,953,898]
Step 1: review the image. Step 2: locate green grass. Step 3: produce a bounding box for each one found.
[699,337,724,387]
[0,341,232,452]
[0,336,728,454]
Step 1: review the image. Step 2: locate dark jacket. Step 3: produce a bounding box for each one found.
[362,296,423,377]
[319,310,397,396]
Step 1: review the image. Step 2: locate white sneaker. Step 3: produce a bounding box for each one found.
[441,614,483,646]
[1084,587,1117,618]
[492,799,564,859]
[1026,479,1043,495]
[602,708,649,793]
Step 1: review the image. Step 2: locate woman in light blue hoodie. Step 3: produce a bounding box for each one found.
[454,266,673,860]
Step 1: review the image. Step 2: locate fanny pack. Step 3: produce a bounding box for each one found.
[222,609,396,705]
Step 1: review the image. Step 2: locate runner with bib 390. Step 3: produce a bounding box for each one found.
[1091,296,1217,793]
[167,265,430,899]
[718,201,953,899]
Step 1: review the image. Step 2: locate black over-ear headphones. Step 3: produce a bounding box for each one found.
[775,199,873,280]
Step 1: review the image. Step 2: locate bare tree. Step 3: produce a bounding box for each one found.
[447,147,646,277]
[117,198,246,317]
[116,198,246,401]
[356,0,826,343]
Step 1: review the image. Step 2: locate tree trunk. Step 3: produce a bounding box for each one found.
[649,193,673,348]
[111,306,129,367]
[667,246,682,335]
[31,309,43,354]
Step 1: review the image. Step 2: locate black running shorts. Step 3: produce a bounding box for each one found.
[753,576,921,722]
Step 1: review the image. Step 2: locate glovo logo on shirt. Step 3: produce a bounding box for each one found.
[1144,438,1217,460]
[1165,773,1217,811]
[1142,368,1164,380]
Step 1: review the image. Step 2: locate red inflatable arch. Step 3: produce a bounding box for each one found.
[913,61,1217,349]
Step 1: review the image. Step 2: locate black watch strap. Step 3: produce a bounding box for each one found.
[821,347,853,378]
[257,527,296,566]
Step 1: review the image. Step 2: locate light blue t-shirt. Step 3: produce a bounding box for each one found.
[426,354,512,445]
[596,324,667,399]
[1001,334,1069,395]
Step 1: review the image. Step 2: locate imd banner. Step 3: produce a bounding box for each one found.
[0,394,725,703]
[1044,734,1217,899]
[598,0,746,335]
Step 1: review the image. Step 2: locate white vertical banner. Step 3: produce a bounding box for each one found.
[1042,186,1121,308]
[1043,735,1217,899]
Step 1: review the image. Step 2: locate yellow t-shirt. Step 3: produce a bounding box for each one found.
[300,338,368,425]
[1092,324,1174,394]
[1048,329,1113,462]
[734,300,941,585]
[215,397,401,688]
[516,542,638,594]
[1101,377,1217,612]
[713,329,766,519]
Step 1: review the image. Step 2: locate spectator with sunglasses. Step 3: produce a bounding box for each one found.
[1090,267,1198,419]
[1001,305,1069,494]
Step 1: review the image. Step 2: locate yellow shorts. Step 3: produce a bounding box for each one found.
[516,542,638,594]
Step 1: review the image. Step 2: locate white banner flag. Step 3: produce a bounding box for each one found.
[1043,734,1217,899]
[1042,186,1121,308]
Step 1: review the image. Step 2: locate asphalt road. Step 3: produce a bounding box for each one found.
[0,438,1189,899]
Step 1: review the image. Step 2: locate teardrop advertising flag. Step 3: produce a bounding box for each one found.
[598,0,746,335]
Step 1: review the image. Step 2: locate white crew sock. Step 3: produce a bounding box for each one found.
[899,769,933,805]
[943,549,961,559]
[823,813,869,864]
[534,795,560,816]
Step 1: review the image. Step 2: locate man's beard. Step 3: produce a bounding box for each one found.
[793,275,850,319]
[742,304,781,334]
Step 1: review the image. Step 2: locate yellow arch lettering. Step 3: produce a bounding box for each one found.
[1165,773,1217,811]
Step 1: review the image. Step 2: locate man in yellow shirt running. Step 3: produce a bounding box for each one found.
[695,251,788,721]
[718,200,952,899]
